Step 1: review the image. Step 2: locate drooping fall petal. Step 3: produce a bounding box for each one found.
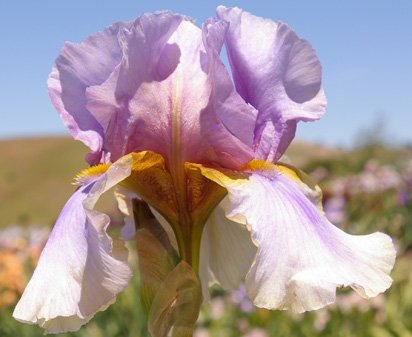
[13,158,133,333]
[198,162,395,313]
[217,6,326,161]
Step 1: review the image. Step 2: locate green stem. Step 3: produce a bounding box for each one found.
[190,224,204,276]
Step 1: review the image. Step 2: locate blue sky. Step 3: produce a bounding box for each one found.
[0,0,411,147]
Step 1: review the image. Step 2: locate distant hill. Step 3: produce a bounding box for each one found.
[0,137,342,228]
[0,137,87,228]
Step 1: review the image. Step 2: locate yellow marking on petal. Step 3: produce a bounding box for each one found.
[243,159,275,172]
[245,160,324,211]
[120,151,179,227]
[73,164,111,185]
[244,159,302,183]
[184,163,228,273]
[194,159,324,213]
[190,163,248,188]
[184,163,227,225]
[120,151,229,273]
[246,159,319,190]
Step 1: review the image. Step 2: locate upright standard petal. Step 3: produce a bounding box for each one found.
[85,14,255,168]
[198,162,395,313]
[217,6,326,161]
[13,157,133,333]
[48,21,131,164]
[201,18,258,157]
[85,11,184,161]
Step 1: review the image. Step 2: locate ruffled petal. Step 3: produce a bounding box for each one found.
[48,21,131,164]
[13,157,133,333]
[217,6,326,161]
[85,14,254,168]
[198,163,395,313]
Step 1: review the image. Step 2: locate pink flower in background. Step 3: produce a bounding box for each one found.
[13,6,395,334]
[243,328,268,337]
[231,284,254,313]
[324,196,347,224]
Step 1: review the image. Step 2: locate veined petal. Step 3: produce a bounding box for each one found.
[198,162,395,313]
[13,157,133,333]
[48,21,131,164]
[217,6,326,161]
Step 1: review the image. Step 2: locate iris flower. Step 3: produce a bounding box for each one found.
[13,6,395,335]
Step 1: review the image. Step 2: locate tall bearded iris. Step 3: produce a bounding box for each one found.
[13,6,395,335]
